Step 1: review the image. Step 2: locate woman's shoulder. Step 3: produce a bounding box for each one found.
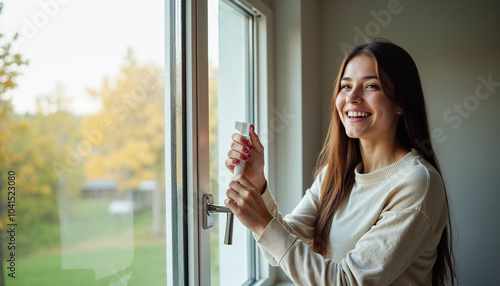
[385,151,448,225]
[401,151,444,194]
[409,153,448,214]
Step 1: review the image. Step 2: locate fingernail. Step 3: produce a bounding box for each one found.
[242,139,248,145]
[233,159,239,164]
[243,156,249,161]
[244,149,250,154]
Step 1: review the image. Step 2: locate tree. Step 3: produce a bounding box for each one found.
[81,50,165,237]
[3,84,83,254]
[82,49,164,192]
[0,1,29,174]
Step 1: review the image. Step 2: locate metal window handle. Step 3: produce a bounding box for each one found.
[202,194,234,245]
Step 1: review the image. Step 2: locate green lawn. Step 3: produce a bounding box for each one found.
[2,243,166,286]
[1,196,224,285]
[1,197,167,285]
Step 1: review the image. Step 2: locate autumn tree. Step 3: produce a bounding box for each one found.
[1,2,86,256]
[82,49,164,193]
[0,1,29,175]
[5,85,83,254]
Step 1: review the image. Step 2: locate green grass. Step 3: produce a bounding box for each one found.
[1,197,167,285]
[1,196,224,285]
[210,224,220,286]
[3,243,166,286]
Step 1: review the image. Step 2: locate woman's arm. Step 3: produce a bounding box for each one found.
[226,167,325,266]
[258,209,440,285]
[255,167,448,285]
[225,125,323,242]
[256,167,326,245]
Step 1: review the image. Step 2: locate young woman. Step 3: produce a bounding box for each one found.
[224,40,455,285]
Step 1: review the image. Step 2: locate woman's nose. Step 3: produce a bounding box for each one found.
[346,88,362,104]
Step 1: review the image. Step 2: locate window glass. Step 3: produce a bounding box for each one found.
[208,0,255,285]
[0,0,166,284]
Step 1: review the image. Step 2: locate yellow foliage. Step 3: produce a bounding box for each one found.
[83,155,110,180]
[40,185,52,196]
[81,53,164,191]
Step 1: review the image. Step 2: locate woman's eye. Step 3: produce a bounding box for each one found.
[341,84,350,89]
[366,84,379,89]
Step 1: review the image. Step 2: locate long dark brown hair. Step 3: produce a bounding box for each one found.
[313,40,456,285]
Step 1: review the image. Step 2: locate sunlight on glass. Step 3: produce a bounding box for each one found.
[0,0,165,285]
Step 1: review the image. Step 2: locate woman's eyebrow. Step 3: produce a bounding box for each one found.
[341,75,378,81]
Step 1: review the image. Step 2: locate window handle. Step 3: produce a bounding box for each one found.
[202,194,234,245]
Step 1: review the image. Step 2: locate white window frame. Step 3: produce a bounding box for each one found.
[174,0,276,285]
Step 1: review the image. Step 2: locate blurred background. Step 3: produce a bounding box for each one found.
[0,0,166,285]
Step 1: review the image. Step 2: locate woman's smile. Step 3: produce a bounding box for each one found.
[345,109,372,122]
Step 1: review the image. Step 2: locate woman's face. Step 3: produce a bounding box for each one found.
[336,54,401,142]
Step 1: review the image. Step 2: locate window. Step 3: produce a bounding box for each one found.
[167,0,274,285]
[1,0,271,284]
[1,0,166,285]
[166,0,186,285]
[208,0,256,285]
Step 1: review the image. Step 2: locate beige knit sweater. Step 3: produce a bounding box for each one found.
[255,149,448,285]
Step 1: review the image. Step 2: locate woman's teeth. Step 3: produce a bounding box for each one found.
[348,111,370,118]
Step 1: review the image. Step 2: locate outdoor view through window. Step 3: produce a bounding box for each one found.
[0,0,166,285]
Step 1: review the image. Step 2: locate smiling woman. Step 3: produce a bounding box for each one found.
[314,41,456,285]
[225,40,456,285]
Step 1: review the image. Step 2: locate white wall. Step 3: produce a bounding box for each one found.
[270,0,323,283]
[271,0,303,217]
[270,0,323,214]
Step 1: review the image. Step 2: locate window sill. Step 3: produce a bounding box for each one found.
[275,283,294,286]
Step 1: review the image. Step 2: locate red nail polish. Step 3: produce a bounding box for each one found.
[244,149,250,154]
[233,159,239,164]
[242,139,248,145]
[243,156,249,161]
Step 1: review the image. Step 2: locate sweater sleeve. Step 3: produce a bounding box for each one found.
[252,168,325,266]
[258,210,437,285]
[255,165,448,285]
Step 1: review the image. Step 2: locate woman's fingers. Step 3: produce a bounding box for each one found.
[231,174,254,189]
[226,128,266,185]
[225,180,255,211]
[225,188,238,203]
[225,158,238,169]
[229,125,262,154]
[231,133,250,147]
[231,140,251,156]
[226,177,253,199]
[224,175,273,236]
[248,125,263,151]
[225,185,244,211]
[228,135,251,157]
[227,149,249,163]
[224,197,236,209]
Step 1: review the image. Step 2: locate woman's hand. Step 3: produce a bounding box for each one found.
[224,174,273,236]
[225,124,266,194]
